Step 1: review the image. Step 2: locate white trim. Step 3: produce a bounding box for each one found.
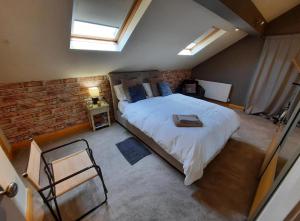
[70,0,152,52]
[178,28,226,56]
[117,0,152,51]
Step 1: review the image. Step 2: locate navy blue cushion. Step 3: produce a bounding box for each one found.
[158,82,172,96]
[128,84,147,102]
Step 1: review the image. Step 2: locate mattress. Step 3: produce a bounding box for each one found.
[121,94,240,185]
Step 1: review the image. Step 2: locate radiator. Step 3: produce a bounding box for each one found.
[196,80,232,102]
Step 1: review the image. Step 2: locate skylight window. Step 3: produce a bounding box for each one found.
[178,27,226,56]
[70,38,118,51]
[72,21,119,40]
[70,0,152,52]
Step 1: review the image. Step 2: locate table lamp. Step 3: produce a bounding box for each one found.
[88,86,100,104]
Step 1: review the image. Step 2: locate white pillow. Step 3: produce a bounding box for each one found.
[143,83,153,98]
[114,84,127,101]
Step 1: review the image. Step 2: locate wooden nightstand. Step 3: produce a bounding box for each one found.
[86,100,111,131]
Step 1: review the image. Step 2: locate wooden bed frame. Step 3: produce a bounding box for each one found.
[108,71,184,173]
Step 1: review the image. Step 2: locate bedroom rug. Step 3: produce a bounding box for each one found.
[193,139,265,220]
[116,137,151,165]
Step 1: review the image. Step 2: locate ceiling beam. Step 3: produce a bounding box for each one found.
[194,0,267,35]
[265,5,300,36]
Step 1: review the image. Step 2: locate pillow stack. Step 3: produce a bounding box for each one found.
[113,76,173,103]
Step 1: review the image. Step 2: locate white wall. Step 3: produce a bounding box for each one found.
[257,155,300,221]
[0,146,27,219]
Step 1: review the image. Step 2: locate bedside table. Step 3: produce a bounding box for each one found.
[86,101,111,131]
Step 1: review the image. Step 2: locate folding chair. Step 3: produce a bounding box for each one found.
[23,139,108,221]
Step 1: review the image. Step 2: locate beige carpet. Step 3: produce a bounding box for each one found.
[12,111,278,221]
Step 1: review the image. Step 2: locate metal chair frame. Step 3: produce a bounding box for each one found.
[24,139,108,221]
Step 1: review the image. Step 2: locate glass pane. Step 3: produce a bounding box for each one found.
[73,0,135,28]
[72,21,119,39]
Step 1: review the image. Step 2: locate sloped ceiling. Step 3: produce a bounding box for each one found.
[0,0,246,83]
[252,0,300,22]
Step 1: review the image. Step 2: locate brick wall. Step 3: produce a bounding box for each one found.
[0,76,112,144]
[162,70,191,91]
[0,70,191,144]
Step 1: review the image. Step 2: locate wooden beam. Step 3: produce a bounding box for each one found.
[265,5,300,36]
[194,0,266,35]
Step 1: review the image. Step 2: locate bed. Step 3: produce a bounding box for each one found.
[108,71,240,185]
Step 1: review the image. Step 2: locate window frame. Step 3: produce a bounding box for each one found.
[70,0,151,52]
[178,26,227,56]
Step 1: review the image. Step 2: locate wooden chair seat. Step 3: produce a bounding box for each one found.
[52,150,98,197]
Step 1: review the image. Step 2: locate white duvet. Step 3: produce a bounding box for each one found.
[121,94,240,185]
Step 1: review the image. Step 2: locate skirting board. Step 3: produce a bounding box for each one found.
[228,103,245,111]
[26,188,33,221]
[0,131,13,159]
[12,122,91,152]
[0,141,12,159]
[204,98,244,111]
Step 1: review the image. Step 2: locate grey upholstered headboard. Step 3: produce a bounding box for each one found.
[108,70,160,119]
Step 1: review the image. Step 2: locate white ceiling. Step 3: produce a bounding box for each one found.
[252,0,300,22]
[73,0,135,28]
[0,0,246,83]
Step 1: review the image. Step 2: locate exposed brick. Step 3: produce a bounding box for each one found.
[23,81,43,87]
[0,71,189,144]
[45,79,63,85]
[0,83,24,89]
[0,119,11,124]
[63,78,77,83]
[0,100,17,107]
[65,83,79,88]
[26,86,46,92]
[161,70,191,91]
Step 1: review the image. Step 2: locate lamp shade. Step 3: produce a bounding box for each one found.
[88,87,100,98]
